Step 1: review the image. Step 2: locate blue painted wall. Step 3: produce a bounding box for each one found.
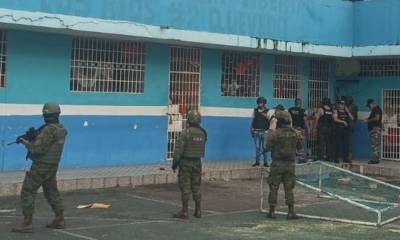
[353,0,400,46]
[2,30,169,106]
[0,0,353,46]
[335,75,400,160]
[1,115,168,171]
[0,30,171,171]
[0,28,398,171]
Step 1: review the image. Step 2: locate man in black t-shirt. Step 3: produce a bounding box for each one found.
[364,99,382,164]
[289,99,306,163]
[251,97,270,167]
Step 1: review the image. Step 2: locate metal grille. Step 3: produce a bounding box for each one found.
[70,38,145,93]
[309,59,330,108]
[167,47,201,160]
[382,89,400,161]
[273,56,301,99]
[307,59,330,160]
[360,59,400,77]
[221,52,260,97]
[0,31,7,88]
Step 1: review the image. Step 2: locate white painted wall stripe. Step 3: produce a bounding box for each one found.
[0,104,254,117]
[0,104,375,119]
[200,107,253,118]
[352,45,400,57]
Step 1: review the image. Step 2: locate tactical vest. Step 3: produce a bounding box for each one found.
[252,108,269,130]
[336,110,350,128]
[30,123,67,165]
[289,107,305,128]
[183,126,207,158]
[271,128,298,161]
[318,106,333,128]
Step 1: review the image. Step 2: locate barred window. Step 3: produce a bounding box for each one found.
[360,59,400,77]
[70,38,145,93]
[309,59,330,108]
[221,52,260,97]
[273,56,301,99]
[0,31,7,88]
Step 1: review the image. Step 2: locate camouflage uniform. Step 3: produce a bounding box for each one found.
[370,127,381,161]
[13,103,67,233]
[172,110,207,219]
[265,111,302,219]
[21,123,67,217]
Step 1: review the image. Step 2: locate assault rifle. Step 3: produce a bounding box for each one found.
[7,127,39,146]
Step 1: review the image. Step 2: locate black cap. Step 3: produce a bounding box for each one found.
[275,104,285,111]
[366,99,375,107]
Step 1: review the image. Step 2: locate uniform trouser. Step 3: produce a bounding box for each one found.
[333,127,351,162]
[268,161,296,206]
[21,163,63,217]
[178,158,202,203]
[317,126,333,161]
[369,127,381,161]
[253,130,268,164]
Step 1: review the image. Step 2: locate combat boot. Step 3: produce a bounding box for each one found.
[12,215,33,233]
[267,206,276,219]
[173,200,189,220]
[46,211,65,229]
[287,204,299,220]
[194,200,201,218]
[252,162,260,167]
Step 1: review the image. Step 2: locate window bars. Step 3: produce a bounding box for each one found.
[309,59,330,108]
[0,31,7,88]
[360,59,400,77]
[167,47,201,160]
[221,52,260,97]
[382,89,400,161]
[307,59,330,160]
[70,38,145,93]
[273,56,301,99]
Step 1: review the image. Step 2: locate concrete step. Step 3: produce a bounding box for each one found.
[342,162,400,179]
[1,160,398,197]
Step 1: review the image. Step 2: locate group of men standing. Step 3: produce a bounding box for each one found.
[250,95,383,220]
[251,96,383,166]
[11,96,383,233]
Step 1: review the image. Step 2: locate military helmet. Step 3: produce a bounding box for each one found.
[42,102,61,115]
[187,110,201,125]
[276,111,292,125]
[256,97,267,105]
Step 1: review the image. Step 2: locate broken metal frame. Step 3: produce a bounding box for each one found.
[259,161,400,227]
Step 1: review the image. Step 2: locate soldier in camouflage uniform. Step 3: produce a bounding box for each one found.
[172,110,207,219]
[12,103,68,233]
[364,99,382,164]
[265,111,302,220]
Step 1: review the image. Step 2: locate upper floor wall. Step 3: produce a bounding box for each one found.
[353,0,400,46]
[0,0,353,46]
